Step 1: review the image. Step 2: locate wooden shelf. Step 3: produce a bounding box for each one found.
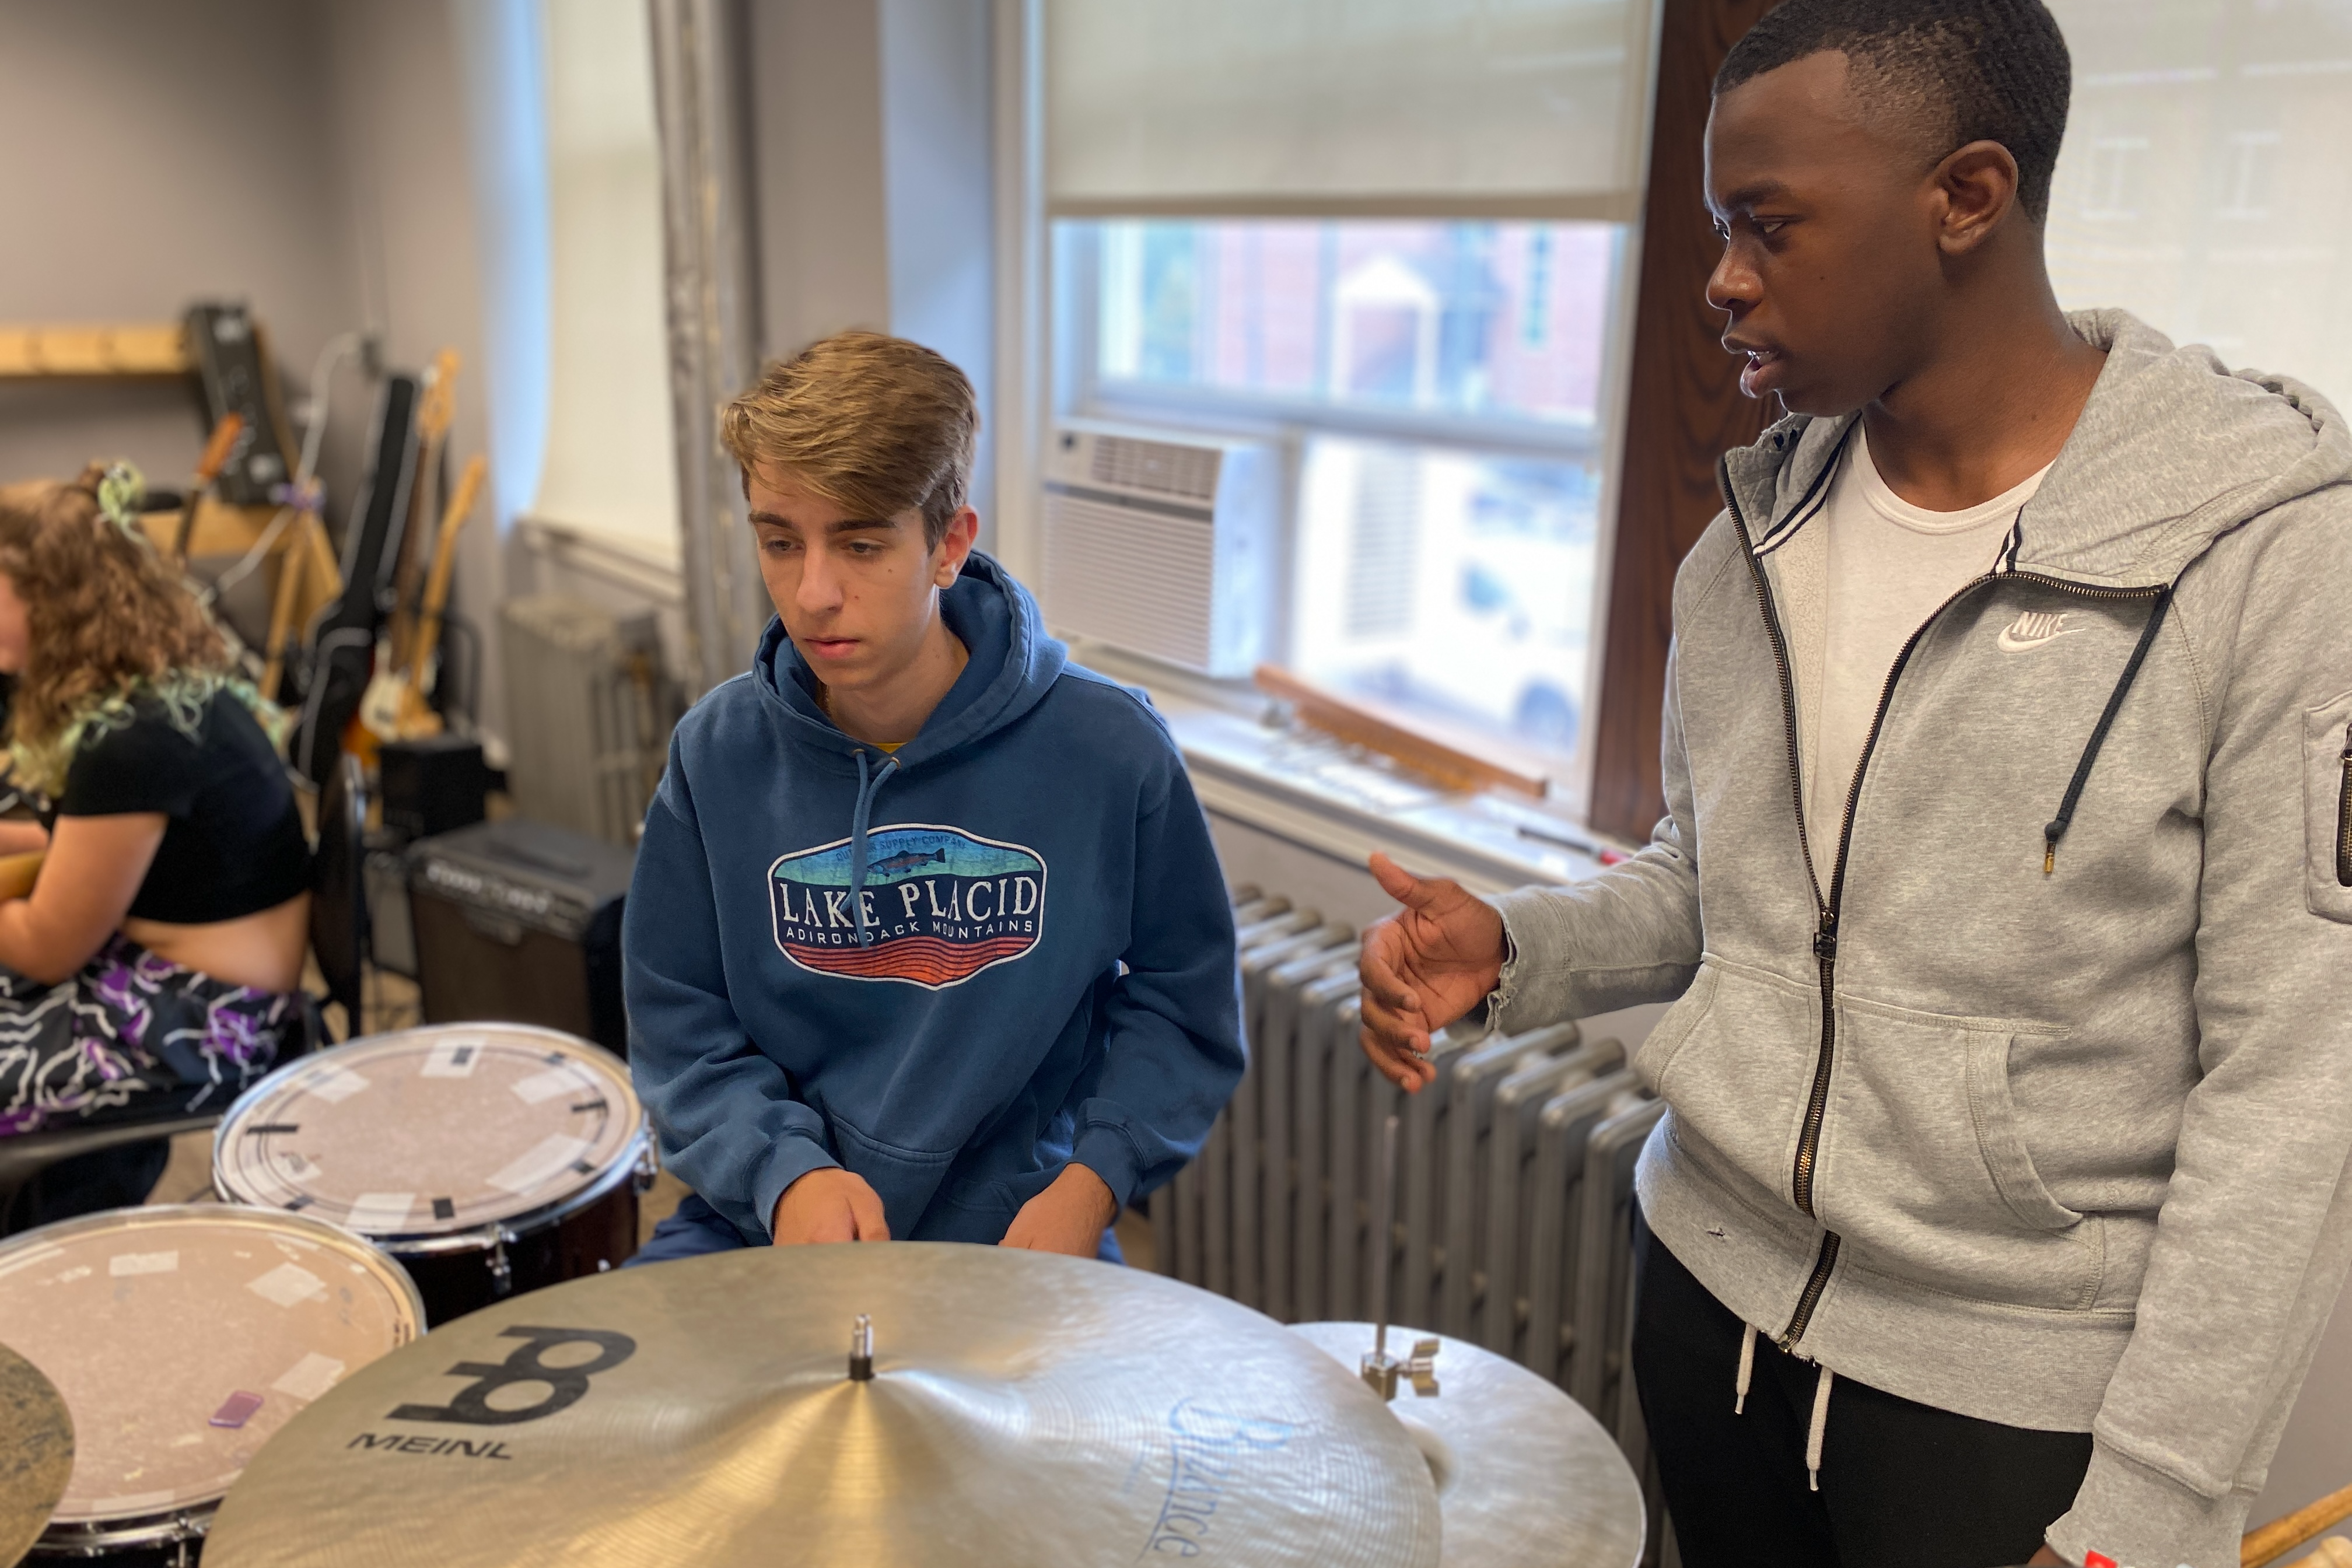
[0,323,190,378]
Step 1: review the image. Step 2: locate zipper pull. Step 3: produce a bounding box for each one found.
[1811,912,1838,963]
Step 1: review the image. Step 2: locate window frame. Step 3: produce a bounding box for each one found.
[1046,214,1640,816]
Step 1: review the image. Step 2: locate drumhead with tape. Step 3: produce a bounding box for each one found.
[214,1025,645,1242]
[0,1204,422,1550]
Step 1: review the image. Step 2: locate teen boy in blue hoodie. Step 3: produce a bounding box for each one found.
[624,331,1244,1262]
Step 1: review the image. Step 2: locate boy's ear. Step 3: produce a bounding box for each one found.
[935,506,981,586]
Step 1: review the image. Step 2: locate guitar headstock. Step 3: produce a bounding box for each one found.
[415,348,463,446]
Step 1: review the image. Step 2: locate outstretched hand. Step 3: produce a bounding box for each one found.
[1357,852,1507,1093]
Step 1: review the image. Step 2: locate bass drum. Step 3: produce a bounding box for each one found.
[0,1204,424,1565]
[214,1024,656,1325]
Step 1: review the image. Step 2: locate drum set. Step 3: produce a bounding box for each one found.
[0,1024,1648,1567]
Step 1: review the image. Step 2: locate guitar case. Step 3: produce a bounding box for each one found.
[292,373,420,786]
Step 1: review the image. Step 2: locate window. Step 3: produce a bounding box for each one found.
[530,0,678,557]
[1039,0,1654,805]
[2045,0,2352,411]
[1061,215,1619,785]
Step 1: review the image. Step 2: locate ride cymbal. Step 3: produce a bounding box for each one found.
[205,1244,1443,1567]
[1290,1322,1646,1568]
[0,1342,72,1568]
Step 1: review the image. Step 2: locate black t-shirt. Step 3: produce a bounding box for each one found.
[51,690,312,923]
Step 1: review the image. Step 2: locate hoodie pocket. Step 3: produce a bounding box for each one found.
[1634,955,1818,1214]
[1812,1000,2098,1311]
[829,1116,960,1234]
[2306,692,2352,919]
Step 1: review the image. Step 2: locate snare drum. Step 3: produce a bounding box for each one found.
[213,1024,656,1326]
[0,1204,423,1565]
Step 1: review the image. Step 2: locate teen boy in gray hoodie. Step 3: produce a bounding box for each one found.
[1357,4,2352,1566]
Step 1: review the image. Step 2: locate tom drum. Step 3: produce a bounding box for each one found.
[213,1024,655,1325]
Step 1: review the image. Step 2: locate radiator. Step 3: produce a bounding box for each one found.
[1153,887,1668,1542]
[499,595,678,846]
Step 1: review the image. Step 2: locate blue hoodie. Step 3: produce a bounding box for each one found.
[623,554,1245,1245]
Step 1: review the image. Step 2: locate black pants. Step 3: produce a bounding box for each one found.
[1633,1212,2092,1568]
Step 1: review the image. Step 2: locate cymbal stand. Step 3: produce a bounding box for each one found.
[1360,1114,1440,1402]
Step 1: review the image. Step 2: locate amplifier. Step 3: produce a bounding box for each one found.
[406,818,634,1055]
[379,734,489,842]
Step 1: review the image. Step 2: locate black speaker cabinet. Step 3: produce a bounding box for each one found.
[405,818,634,1055]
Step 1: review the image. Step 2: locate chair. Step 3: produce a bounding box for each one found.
[0,755,366,1233]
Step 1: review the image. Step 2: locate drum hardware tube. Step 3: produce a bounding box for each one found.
[849,1315,875,1381]
[1362,1115,1443,1402]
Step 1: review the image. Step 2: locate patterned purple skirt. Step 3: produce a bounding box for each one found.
[0,935,303,1136]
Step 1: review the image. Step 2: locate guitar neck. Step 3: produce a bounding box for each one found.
[404,453,487,705]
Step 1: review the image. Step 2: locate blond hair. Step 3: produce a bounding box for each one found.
[720,330,978,548]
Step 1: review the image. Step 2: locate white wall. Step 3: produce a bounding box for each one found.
[750,0,892,358]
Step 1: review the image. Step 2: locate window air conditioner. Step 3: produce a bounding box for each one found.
[1041,419,1277,678]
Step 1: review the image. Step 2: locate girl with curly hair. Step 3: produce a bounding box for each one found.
[0,463,312,1224]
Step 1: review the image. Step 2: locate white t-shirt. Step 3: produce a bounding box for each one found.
[1804,429,2051,863]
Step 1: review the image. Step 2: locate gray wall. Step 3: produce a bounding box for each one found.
[0,0,357,495]
[0,0,510,736]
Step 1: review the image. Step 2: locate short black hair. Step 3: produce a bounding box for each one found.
[1716,0,2071,224]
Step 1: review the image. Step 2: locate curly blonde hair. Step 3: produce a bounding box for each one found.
[0,464,250,794]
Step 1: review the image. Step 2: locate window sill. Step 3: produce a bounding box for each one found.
[1066,639,1628,894]
[514,514,685,601]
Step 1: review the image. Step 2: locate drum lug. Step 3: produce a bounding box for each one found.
[634,1142,661,1194]
[489,1230,519,1298]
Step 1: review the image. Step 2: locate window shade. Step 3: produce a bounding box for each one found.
[533,0,679,554]
[2044,0,2352,412]
[1045,0,1653,220]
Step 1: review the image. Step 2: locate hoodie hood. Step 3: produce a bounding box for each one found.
[752,550,1069,774]
[1729,309,2352,591]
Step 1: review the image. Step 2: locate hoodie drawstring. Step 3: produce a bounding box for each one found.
[1733,1322,1757,1415]
[1805,1364,1834,1492]
[1729,1321,1833,1490]
[846,749,900,947]
[2043,586,2174,875]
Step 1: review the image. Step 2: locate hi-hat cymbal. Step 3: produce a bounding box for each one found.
[1290,1323,1646,1568]
[0,1341,73,1568]
[206,1245,1443,1567]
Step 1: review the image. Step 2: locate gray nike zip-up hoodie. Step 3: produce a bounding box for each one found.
[1488,310,2352,1568]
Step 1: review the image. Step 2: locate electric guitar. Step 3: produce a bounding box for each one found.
[348,349,460,763]
[357,452,485,742]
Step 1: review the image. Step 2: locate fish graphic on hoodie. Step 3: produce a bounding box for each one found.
[624,553,1247,1245]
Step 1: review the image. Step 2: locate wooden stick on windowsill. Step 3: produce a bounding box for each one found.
[1252,664,1548,800]
[2245,1481,2352,1566]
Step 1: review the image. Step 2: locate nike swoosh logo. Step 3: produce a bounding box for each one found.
[1997,612,2079,653]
